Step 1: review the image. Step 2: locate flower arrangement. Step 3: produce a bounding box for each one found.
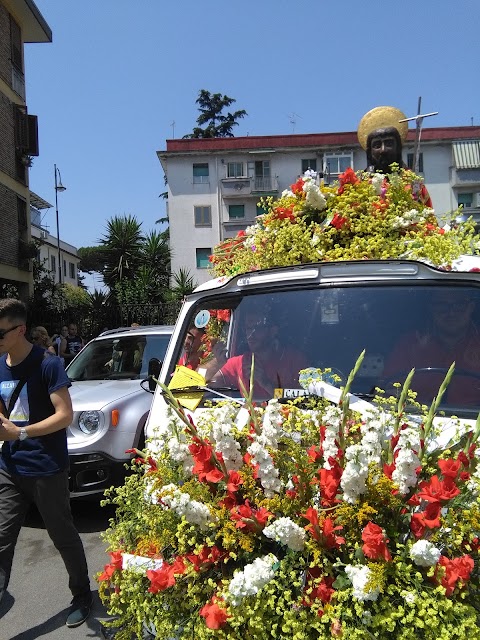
[209,167,478,277]
[98,360,480,639]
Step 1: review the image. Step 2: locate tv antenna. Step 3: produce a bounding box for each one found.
[399,97,438,173]
[288,112,302,133]
[170,120,176,139]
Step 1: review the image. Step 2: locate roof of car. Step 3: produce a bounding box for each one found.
[97,325,174,338]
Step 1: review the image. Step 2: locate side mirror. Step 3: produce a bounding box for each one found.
[148,357,162,392]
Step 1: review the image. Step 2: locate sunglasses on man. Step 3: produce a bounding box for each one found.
[0,324,22,340]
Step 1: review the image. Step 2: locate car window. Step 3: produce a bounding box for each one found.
[67,333,171,381]
[173,284,480,416]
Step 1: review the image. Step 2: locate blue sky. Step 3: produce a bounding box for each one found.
[26,0,479,274]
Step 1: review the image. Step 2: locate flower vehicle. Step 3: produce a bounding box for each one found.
[99,167,480,639]
[66,325,173,497]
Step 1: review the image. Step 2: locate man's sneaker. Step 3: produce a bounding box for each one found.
[66,591,93,628]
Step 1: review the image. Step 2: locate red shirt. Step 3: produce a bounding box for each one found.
[219,347,307,396]
[384,331,480,405]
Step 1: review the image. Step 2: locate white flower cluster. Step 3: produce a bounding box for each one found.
[371,173,384,195]
[261,399,284,448]
[409,540,441,567]
[340,444,369,503]
[199,405,243,471]
[303,177,327,210]
[359,413,387,466]
[391,208,431,229]
[228,554,278,606]
[263,517,306,551]
[247,439,281,497]
[159,484,212,529]
[345,564,379,602]
[322,405,343,469]
[281,188,295,198]
[391,425,421,495]
[149,405,193,474]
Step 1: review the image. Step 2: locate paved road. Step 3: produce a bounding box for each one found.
[0,499,115,640]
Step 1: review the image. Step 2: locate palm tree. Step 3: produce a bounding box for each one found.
[142,230,171,293]
[100,215,145,289]
[169,268,198,300]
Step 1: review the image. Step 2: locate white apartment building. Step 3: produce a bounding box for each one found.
[30,191,80,286]
[158,127,480,285]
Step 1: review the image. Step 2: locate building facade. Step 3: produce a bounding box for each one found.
[0,0,51,298]
[158,127,480,285]
[30,192,80,286]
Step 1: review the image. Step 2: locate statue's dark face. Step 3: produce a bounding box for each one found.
[366,127,403,173]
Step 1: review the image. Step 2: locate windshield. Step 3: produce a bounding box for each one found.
[67,333,171,381]
[172,284,480,416]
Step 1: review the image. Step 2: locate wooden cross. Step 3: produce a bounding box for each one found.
[399,97,438,173]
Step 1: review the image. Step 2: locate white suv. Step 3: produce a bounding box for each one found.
[66,325,173,497]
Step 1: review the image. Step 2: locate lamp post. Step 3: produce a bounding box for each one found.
[54,164,66,284]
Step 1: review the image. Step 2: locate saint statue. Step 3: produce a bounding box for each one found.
[357,105,432,206]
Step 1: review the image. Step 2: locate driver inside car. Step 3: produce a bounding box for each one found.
[209,307,307,397]
[383,290,480,405]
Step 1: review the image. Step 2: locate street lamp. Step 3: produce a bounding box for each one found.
[54,164,66,284]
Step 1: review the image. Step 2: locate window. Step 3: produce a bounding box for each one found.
[227,162,244,178]
[407,153,424,173]
[255,161,270,178]
[63,259,67,277]
[194,205,212,227]
[196,248,211,269]
[324,153,353,183]
[257,202,268,216]
[51,255,56,274]
[193,163,209,183]
[229,204,245,219]
[458,193,473,208]
[301,158,317,173]
[69,262,75,279]
[10,16,23,73]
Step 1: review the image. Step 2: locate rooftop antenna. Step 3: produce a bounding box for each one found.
[288,112,302,134]
[399,97,438,173]
[170,120,175,139]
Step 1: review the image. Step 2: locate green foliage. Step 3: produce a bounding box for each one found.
[184,89,247,138]
[100,214,145,288]
[77,246,108,273]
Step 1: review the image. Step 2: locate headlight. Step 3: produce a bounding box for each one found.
[78,410,102,434]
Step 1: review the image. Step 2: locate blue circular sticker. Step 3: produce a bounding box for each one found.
[194,310,210,329]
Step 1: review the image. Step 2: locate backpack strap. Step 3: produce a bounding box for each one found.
[0,349,49,419]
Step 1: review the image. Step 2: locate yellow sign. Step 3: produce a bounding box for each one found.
[168,365,206,410]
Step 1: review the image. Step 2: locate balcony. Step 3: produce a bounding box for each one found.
[220,176,278,198]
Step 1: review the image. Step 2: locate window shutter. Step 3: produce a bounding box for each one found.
[27,115,39,156]
[14,106,29,151]
[10,16,23,72]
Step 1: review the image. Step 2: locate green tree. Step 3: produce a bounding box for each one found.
[184,89,247,139]
[166,267,198,302]
[100,215,145,289]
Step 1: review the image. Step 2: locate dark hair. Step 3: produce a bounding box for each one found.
[366,126,403,169]
[0,298,27,323]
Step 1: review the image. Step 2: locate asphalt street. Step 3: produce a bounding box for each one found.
[0,499,115,640]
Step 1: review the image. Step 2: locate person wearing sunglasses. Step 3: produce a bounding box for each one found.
[383,290,480,405]
[210,307,307,397]
[0,299,92,627]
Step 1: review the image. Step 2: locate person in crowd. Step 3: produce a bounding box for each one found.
[209,307,307,396]
[63,323,84,365]
[0,299,92,627]
[357,105,432,206]
[178,326,205,371]
[31,326,56,355]
[383,289,480,405]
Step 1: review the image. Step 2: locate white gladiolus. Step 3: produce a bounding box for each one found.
[228,554,278,606]
[345,565,379,602]
[247,440,281,497]
[391,425,421,494]
[340,445,369,503]
[303,179,327,210]
[371,173,384,195]
[261,399,284,448]
[263,517,306,551]
[409,540,441,567]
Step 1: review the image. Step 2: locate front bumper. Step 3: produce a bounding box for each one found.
[69,452,130,497]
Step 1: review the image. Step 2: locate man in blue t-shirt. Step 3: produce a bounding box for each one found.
[0,299,92,628]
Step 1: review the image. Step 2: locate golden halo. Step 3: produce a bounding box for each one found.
[357,106,409,150]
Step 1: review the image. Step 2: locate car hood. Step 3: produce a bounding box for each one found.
[69,379,143,409]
